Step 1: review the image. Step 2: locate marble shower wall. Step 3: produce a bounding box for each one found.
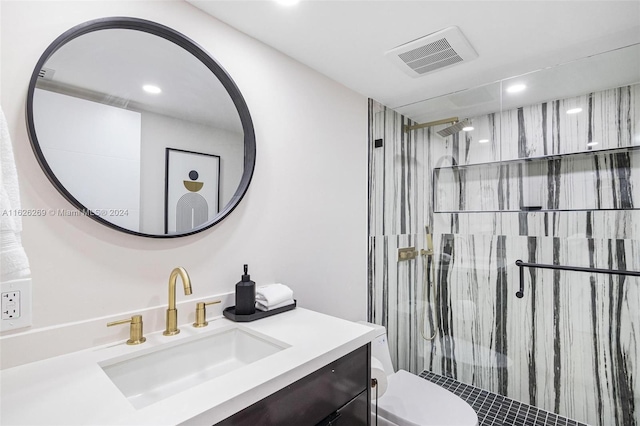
[368,84,640,426]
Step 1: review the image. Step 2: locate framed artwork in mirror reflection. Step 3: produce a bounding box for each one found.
[164,148,220,234]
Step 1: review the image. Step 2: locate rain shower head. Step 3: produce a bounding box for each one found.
[437,120,470,137]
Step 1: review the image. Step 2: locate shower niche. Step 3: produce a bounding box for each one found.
[433,147,640,213]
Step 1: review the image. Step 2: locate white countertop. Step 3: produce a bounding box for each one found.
[0,308,377,425]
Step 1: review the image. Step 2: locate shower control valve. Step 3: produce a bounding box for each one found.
[398,247,418,261]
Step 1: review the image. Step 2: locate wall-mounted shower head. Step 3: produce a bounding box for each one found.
[404,116,471,137]
[436,120,470,137]
[404,116,458,132]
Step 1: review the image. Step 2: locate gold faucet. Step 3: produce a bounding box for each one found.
[163,267,193,336]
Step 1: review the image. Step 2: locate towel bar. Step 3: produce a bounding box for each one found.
[515,260,640,298]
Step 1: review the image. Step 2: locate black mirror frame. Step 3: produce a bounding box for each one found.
[26,17,256,238]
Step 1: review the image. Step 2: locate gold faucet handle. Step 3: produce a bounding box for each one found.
[193,300,221,328]
[107,314,146,345]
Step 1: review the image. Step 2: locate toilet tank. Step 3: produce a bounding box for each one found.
[359,321,395,376]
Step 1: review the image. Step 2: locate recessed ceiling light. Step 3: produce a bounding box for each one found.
[479,139,490,143]
[567,108,583,114]
[506,84,526,93]
[275,0,300,5]
[143,84,162,94]
[587,141,599,146]
[462,126,474,132]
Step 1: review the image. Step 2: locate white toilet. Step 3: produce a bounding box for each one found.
[365,322,479,426]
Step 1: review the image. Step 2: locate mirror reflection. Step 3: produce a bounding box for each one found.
[30,23,248,236]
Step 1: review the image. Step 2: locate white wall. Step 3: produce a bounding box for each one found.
[0,0,368,367]
[34,88,142,230]
[139,111,244,234]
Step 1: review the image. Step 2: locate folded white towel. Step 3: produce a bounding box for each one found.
[255,283,294,308]
[256,298,294,312]
[0,229,31,281]
[1,107,31,281]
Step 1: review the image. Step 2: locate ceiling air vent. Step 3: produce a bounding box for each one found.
[38,67,56,81]
[386,26,478,78]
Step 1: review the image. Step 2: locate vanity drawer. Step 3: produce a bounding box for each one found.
[216,344,370,426]
[315,389,369,426]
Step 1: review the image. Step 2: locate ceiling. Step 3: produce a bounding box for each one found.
[188,0,640,122]
[38,27,242,131]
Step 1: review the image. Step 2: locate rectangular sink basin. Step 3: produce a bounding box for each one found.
[100,326,287,409]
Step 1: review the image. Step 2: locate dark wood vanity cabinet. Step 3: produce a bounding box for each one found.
[215,344,371,426]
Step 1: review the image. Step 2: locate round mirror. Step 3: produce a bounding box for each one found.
[26,17,256,238]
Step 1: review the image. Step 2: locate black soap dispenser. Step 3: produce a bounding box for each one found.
[235,264,256,315]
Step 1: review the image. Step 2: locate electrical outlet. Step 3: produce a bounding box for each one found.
[2,291,21,319]
[1,278,32,331]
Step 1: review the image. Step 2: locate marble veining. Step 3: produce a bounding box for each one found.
[368,84,640,426]
[434,150,639,212]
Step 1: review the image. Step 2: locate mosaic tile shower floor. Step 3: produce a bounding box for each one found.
[419,371,589,426]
